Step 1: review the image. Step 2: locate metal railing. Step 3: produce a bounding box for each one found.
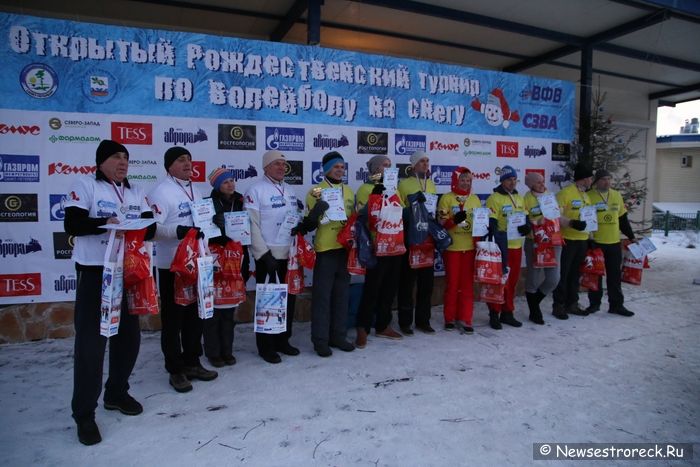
[652,210,700,236]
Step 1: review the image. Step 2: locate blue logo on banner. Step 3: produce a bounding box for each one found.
[266,127,305,152]
[82,69,118,104]
[49,194,68,221]
[0,155,40,182]
[430,165,458,186]
[394,134,426,156]
[20,63,58,99]
[311,162,349,184]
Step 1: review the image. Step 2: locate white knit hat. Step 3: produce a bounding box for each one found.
[262,149,285,168]
[409,150,429,167]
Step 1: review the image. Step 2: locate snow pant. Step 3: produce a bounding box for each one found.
[524,238,562,295]
[588,242,624,310]
[157,268,203,375]
[72,266,140,422]
[488,247,523,314]
[443,249,476,325]
[357,255,401,333]
[553,239,588,308]
[203,307,237,359]
[311,248,351,347]
[254,257,296,356]
[398,254,435,328]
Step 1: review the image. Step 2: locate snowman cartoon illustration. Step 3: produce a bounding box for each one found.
[471,88,520,129]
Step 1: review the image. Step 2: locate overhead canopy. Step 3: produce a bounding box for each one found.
[4,0,700,105]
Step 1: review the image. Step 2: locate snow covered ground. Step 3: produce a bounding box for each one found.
[2,232,699,466]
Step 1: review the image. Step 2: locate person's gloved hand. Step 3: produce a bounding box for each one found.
[308,200,330,223]
[176,225,203,240]
[371,183,385,195]
[517,223,531,236]
[213,213,225,230]
[486,217,498,241]
[290,221,307,236]
[260,251,278,274]
[415,192,426,203]
[296,199,305,211]
[209,235,230,246]
[569,220,587,231]
[453,211,467,225]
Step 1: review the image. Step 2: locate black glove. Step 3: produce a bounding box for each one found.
[209,235,230,246]
[296,199,304,211]
[486,217,498,240]
[260,251,278,274]
[415,191,426,203]
[517,223,531,236]
[308,200,330,223]
[569,219,587,231]
[453,211,467,225]
[587,238,596,250]
[176,225,203,240]
[213,213,225,231]
[290,221,307,236]
[371,183,385,195]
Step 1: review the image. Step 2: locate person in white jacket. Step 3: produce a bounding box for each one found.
[244,150,303,364]
[148,146,217,393]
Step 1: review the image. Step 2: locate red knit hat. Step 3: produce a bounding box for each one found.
[451,167,472,195]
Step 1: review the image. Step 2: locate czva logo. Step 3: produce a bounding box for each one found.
[20,63,58,98]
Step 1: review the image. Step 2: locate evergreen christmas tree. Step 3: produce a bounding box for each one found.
[565,88,649,227]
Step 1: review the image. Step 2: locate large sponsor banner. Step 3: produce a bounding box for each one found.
[0,14,574,304]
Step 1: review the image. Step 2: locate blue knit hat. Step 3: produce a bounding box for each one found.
[322,151,344,174]
[499,165,517,182]
[208,167,234,191]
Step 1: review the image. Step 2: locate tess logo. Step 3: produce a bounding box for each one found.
[191,161,206,182]
[111,122,152,145]
[496,141,518,158]
[0,273,41,297]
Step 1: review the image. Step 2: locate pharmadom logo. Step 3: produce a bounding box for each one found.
[312,133,349,150]
[266,127,305,152]
[164,127,208,146]
[430,165,458,186]
[83,69,118,104]
[20,63,58,98]
[394,134,426,156]
[524,145,547,158]
[0,237,42,258]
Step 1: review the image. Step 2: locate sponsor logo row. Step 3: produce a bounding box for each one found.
[0,272,78,298]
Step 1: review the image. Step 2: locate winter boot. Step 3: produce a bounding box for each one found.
[499,312,522,327]
[552,302,569,320]
[489,311,502,330]
[526,291,545,325]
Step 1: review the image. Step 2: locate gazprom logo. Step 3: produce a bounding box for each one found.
[394,134,426,156]
[266,127,305,152]
[430,165,458,186]
[311,162,348,184]
[49,194,68,221]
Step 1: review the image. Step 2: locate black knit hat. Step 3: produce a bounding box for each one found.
[593,168,612,184]
[96,140,128,167]
[573,162,593,181]
[164,146,191,171]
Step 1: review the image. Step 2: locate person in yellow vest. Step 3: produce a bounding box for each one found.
[303,151,357,357]
[522,171,563,325]
[485,165,530,329]
[356,155,391,210]
[437,167,482,333]
[586,169,636,317]
[397,150,438,334]
[552,163,593,319]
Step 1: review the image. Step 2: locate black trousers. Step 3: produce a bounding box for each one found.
[356,255,401,333]
[588,242,624,309]
[71,266,140,422]
[203,308,236,359]
[553,239,588,307]
[397,253,435,328]
[157,268,203,374]
[255,257,296,355]
[311,249,350,346]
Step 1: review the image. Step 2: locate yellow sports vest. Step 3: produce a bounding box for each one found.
[556,183,591,241]
[306,180,355,252]
[588,188,627,244]
[486,190,527,249]
[397,175,437,207]
[437,192,482,251]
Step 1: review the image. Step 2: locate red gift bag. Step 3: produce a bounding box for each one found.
[337,212,358,249]
[474,241,502,285]
[533,244,557,268]
[409,238,435,269]
[374,194,406,257]
[622,254,644,285]
[479,268,509,304]
[209,241,247,306]
[580,271,600,291]
[123,229,150,287]
[296,233,316,269]
[580,248,605,276]
[347,245,366,275]
[127,274,159,315]
[171,229,200,305]
[532,219,563,247]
